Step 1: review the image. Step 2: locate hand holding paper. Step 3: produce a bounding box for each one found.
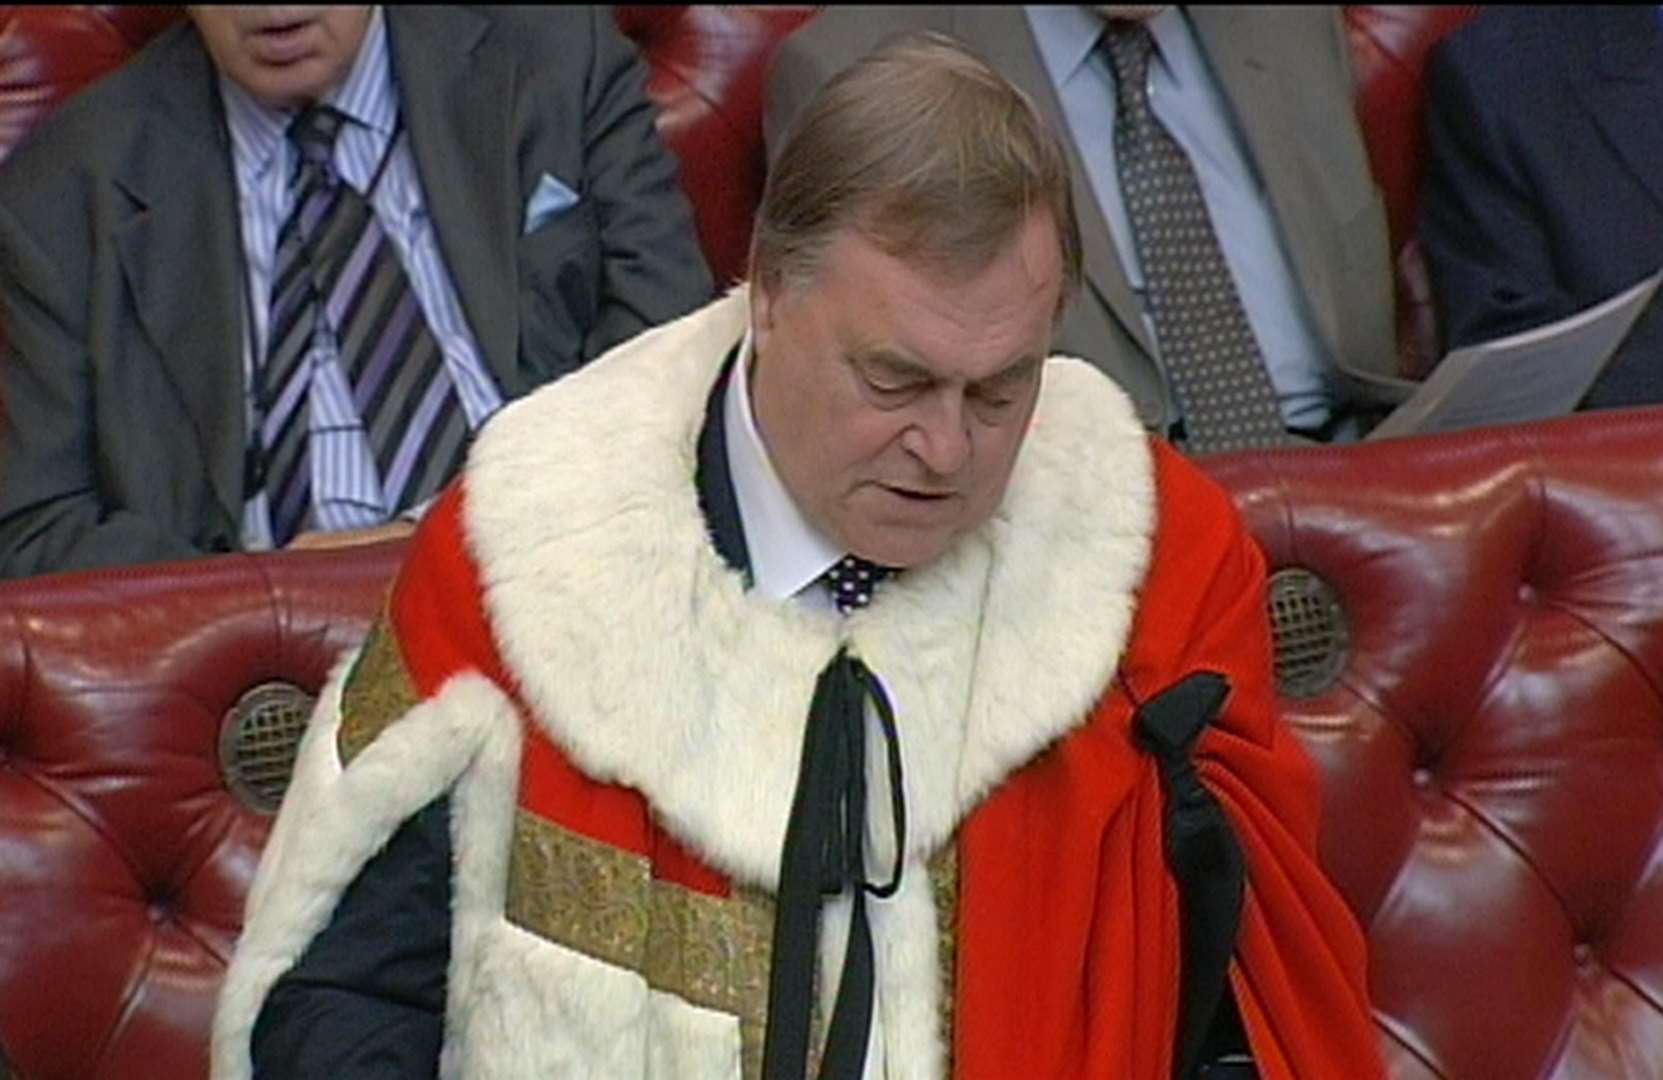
[1368,268,1663,440]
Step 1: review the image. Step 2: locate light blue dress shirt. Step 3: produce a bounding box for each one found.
[1025,5,1335,431]
[221,7,504,547]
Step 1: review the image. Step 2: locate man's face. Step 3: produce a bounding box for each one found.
[189,6,371,110]
[750,212,1064,569]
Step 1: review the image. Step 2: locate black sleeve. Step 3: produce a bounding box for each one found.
[251,795,454,1079]
[1417,32,1575,352]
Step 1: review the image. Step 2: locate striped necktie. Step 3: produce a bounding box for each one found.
[1103,23,1294,455]
[261,104,471,544]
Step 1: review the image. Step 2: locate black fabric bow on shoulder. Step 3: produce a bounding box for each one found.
[1132,671,1249,1080]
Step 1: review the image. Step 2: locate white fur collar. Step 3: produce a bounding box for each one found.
[462,288,1155,888]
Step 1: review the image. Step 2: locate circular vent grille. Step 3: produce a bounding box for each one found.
[1267,567,1349,699]
[219,682,317,814]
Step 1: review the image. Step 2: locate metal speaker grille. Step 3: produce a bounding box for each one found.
[1267,567,1348,699]
[219,682,316,814]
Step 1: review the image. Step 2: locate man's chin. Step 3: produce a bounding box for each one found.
[237,61,334,111]
[844,525,958,571]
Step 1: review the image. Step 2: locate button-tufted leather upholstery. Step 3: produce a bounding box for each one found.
[614,5,818,287]
[0,6,183,160]
[1343,5,1479,377]
[4,407,1662,1079]
[0,542,406,1078]
[1206,409,1663,1079]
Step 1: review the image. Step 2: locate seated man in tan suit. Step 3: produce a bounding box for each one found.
[769,5,1410,454]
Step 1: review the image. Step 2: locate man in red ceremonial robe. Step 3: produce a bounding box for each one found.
[214,31,1381,1080]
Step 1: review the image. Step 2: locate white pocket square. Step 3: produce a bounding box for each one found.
[523,173,580,235]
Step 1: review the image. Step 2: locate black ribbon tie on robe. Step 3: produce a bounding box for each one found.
[762,649,906,1080]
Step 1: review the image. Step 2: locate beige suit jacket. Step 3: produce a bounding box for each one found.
[765,5,1409,434]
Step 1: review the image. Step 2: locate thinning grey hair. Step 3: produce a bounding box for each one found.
[751,30,1082,305]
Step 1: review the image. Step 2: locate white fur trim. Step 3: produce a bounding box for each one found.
[872,864,949,1079]
[463,287,1154,889]
[644,992,745,1080]
[211,673,521,1080]
[813,859,945,1078]
[439,674,525,1078]
[447,921,741,1078]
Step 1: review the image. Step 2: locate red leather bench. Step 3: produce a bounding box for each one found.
[4,405,1660,1079]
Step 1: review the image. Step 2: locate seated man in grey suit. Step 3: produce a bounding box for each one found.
[768,5,1411,455]
[0,5,713,578]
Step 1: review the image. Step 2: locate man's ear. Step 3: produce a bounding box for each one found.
[750,273,780,354]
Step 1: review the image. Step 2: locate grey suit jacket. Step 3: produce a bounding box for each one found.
[0,6,713,578]
[766,5,1407,434]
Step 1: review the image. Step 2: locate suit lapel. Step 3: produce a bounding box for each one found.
[113,28,245,528]
[387,7,521,395]
[952,6,1155,358]
[1186,8,1346,363]
[1581,8,1663,217]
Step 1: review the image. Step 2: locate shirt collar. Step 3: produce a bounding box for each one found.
[328,6,397,138]
[723,330,846,603]
[219,6,394,183]
[1025,5,1106,87]
[1026,5,1187,87]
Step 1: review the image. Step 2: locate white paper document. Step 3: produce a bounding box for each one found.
[1367,268,1663,440]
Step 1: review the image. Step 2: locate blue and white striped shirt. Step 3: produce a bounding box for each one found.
[220,7,503,547]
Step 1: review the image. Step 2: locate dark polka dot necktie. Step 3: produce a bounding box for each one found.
[1103,22,1295,456]
[823,554,894,614]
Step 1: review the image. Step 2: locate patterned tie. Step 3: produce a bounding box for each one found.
[823,554,895,615]
[1103,23,1293,456]
[262,105,471,544]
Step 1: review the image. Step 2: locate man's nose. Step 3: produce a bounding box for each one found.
[901,391,971,477]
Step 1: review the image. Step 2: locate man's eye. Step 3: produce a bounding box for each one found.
[862,371,922,397]
[969,384,1018,410]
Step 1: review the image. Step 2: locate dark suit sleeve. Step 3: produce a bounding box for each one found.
[251,796,454,1078]
[0,201,206,577]
[572,8,713,346]
[1417,34,1576,352]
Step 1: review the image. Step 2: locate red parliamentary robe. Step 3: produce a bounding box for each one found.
[215,291,1380,1079]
